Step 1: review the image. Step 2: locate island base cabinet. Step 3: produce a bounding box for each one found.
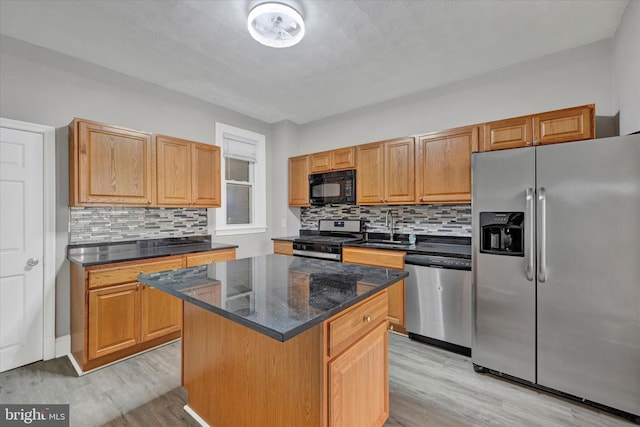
[182,291,390,427]
[329,322,389,427]
[183,302,324,427]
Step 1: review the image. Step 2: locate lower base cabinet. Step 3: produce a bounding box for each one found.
[329,322,389,427]
[183,290,390,427]
[273,240,294,255]
[342,247,407,334]
[71,248,235,373]
[88,283,142,360]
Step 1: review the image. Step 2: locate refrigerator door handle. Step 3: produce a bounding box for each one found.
[537,187,547,283]
[525,187,535,281]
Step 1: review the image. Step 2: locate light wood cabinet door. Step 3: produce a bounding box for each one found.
[288,155,310,206]
[357,138,414,205]
[533,104,594,145]
[331,146,356,170]
[88,283,141,359]
[141,285,182,342]
[191,142,221,207]
[342,247,406,333]
[310,147,356,173]
[310,151,331,173]
[70,119,154,206]
[156,135,221,207]
[329,322,389,427]
[386,281,405,332]
[156,135,191,205]
[483,116,533,151]
[416,126,478,204]
[356,142,385,205]
[384,137,415,204]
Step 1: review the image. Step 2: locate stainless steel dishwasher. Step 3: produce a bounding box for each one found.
[405,240,472,356]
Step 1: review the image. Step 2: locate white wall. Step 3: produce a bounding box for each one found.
[0,36,273,337]
[270,120,302,237]
[297,39,615,154]
[613,0,640,135]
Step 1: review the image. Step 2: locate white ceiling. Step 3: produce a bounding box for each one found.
[0,0,629,124]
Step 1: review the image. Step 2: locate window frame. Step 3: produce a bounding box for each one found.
[214,123,267,236]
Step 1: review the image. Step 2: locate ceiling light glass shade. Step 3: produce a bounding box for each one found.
[247,2,305,48]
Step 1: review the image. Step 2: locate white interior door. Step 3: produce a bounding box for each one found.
[0,126,44,372]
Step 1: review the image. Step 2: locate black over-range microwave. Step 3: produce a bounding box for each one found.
[309,169,356,205]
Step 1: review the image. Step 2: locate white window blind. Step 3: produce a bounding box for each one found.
[223,135,257,162]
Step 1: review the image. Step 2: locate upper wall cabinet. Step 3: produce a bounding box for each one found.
[309,147,356,173]
[288,155,310,207]
[69,118,154,206]
[416,125,479,204]
[357,137,415,205]
[156,135,221,207]
[483,104,595,151]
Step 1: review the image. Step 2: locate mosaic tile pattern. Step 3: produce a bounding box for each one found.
[300,204,471,236]
[69,207,208,244]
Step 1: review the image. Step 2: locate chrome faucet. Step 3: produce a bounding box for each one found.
[385,209,395,241]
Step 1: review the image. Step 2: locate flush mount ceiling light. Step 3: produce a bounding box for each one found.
[247,2,305,48]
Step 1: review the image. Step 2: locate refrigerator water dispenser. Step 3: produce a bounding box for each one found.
[479,212,524,256]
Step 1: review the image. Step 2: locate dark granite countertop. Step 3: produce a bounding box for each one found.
[271,236,298,242]
[345,235,471,258]
[67,235,238,266]
[138,254,408,342]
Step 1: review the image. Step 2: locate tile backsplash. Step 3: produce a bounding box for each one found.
[300,204,471,236]
[69,207,208,244]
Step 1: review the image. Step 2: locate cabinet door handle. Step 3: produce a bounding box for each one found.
[363,315,371,323]
[211,257,216,263]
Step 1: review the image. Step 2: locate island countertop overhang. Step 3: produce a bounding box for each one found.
[138,254,408,342]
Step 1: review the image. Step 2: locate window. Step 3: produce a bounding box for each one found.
[215,123,266,235]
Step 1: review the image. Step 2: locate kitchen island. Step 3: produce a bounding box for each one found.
[139,254,408,427]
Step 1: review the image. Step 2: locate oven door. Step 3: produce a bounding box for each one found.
[292,242,342,261]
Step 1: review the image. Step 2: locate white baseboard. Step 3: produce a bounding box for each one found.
[55,335,70,358]
[184,405,210,427]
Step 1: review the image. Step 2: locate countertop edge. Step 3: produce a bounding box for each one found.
[68,243,239,267]
[139,268,409,342]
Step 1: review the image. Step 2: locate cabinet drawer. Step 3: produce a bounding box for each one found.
[328,291,388,358]
[88,258,184,289]
[342,247,405,270]
[273,240,293,256]
[185,249,236,267]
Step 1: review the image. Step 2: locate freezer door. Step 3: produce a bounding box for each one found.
[472,147,536,382]
[536,135,640,416]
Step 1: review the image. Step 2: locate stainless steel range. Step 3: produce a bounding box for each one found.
[292,219,364,261]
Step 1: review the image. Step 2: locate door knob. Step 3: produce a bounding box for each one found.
[27,258,39,267]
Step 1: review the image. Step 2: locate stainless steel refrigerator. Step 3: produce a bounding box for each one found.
[471,134,640,420]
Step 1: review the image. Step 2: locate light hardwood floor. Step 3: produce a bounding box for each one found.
[0,334,635,427]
